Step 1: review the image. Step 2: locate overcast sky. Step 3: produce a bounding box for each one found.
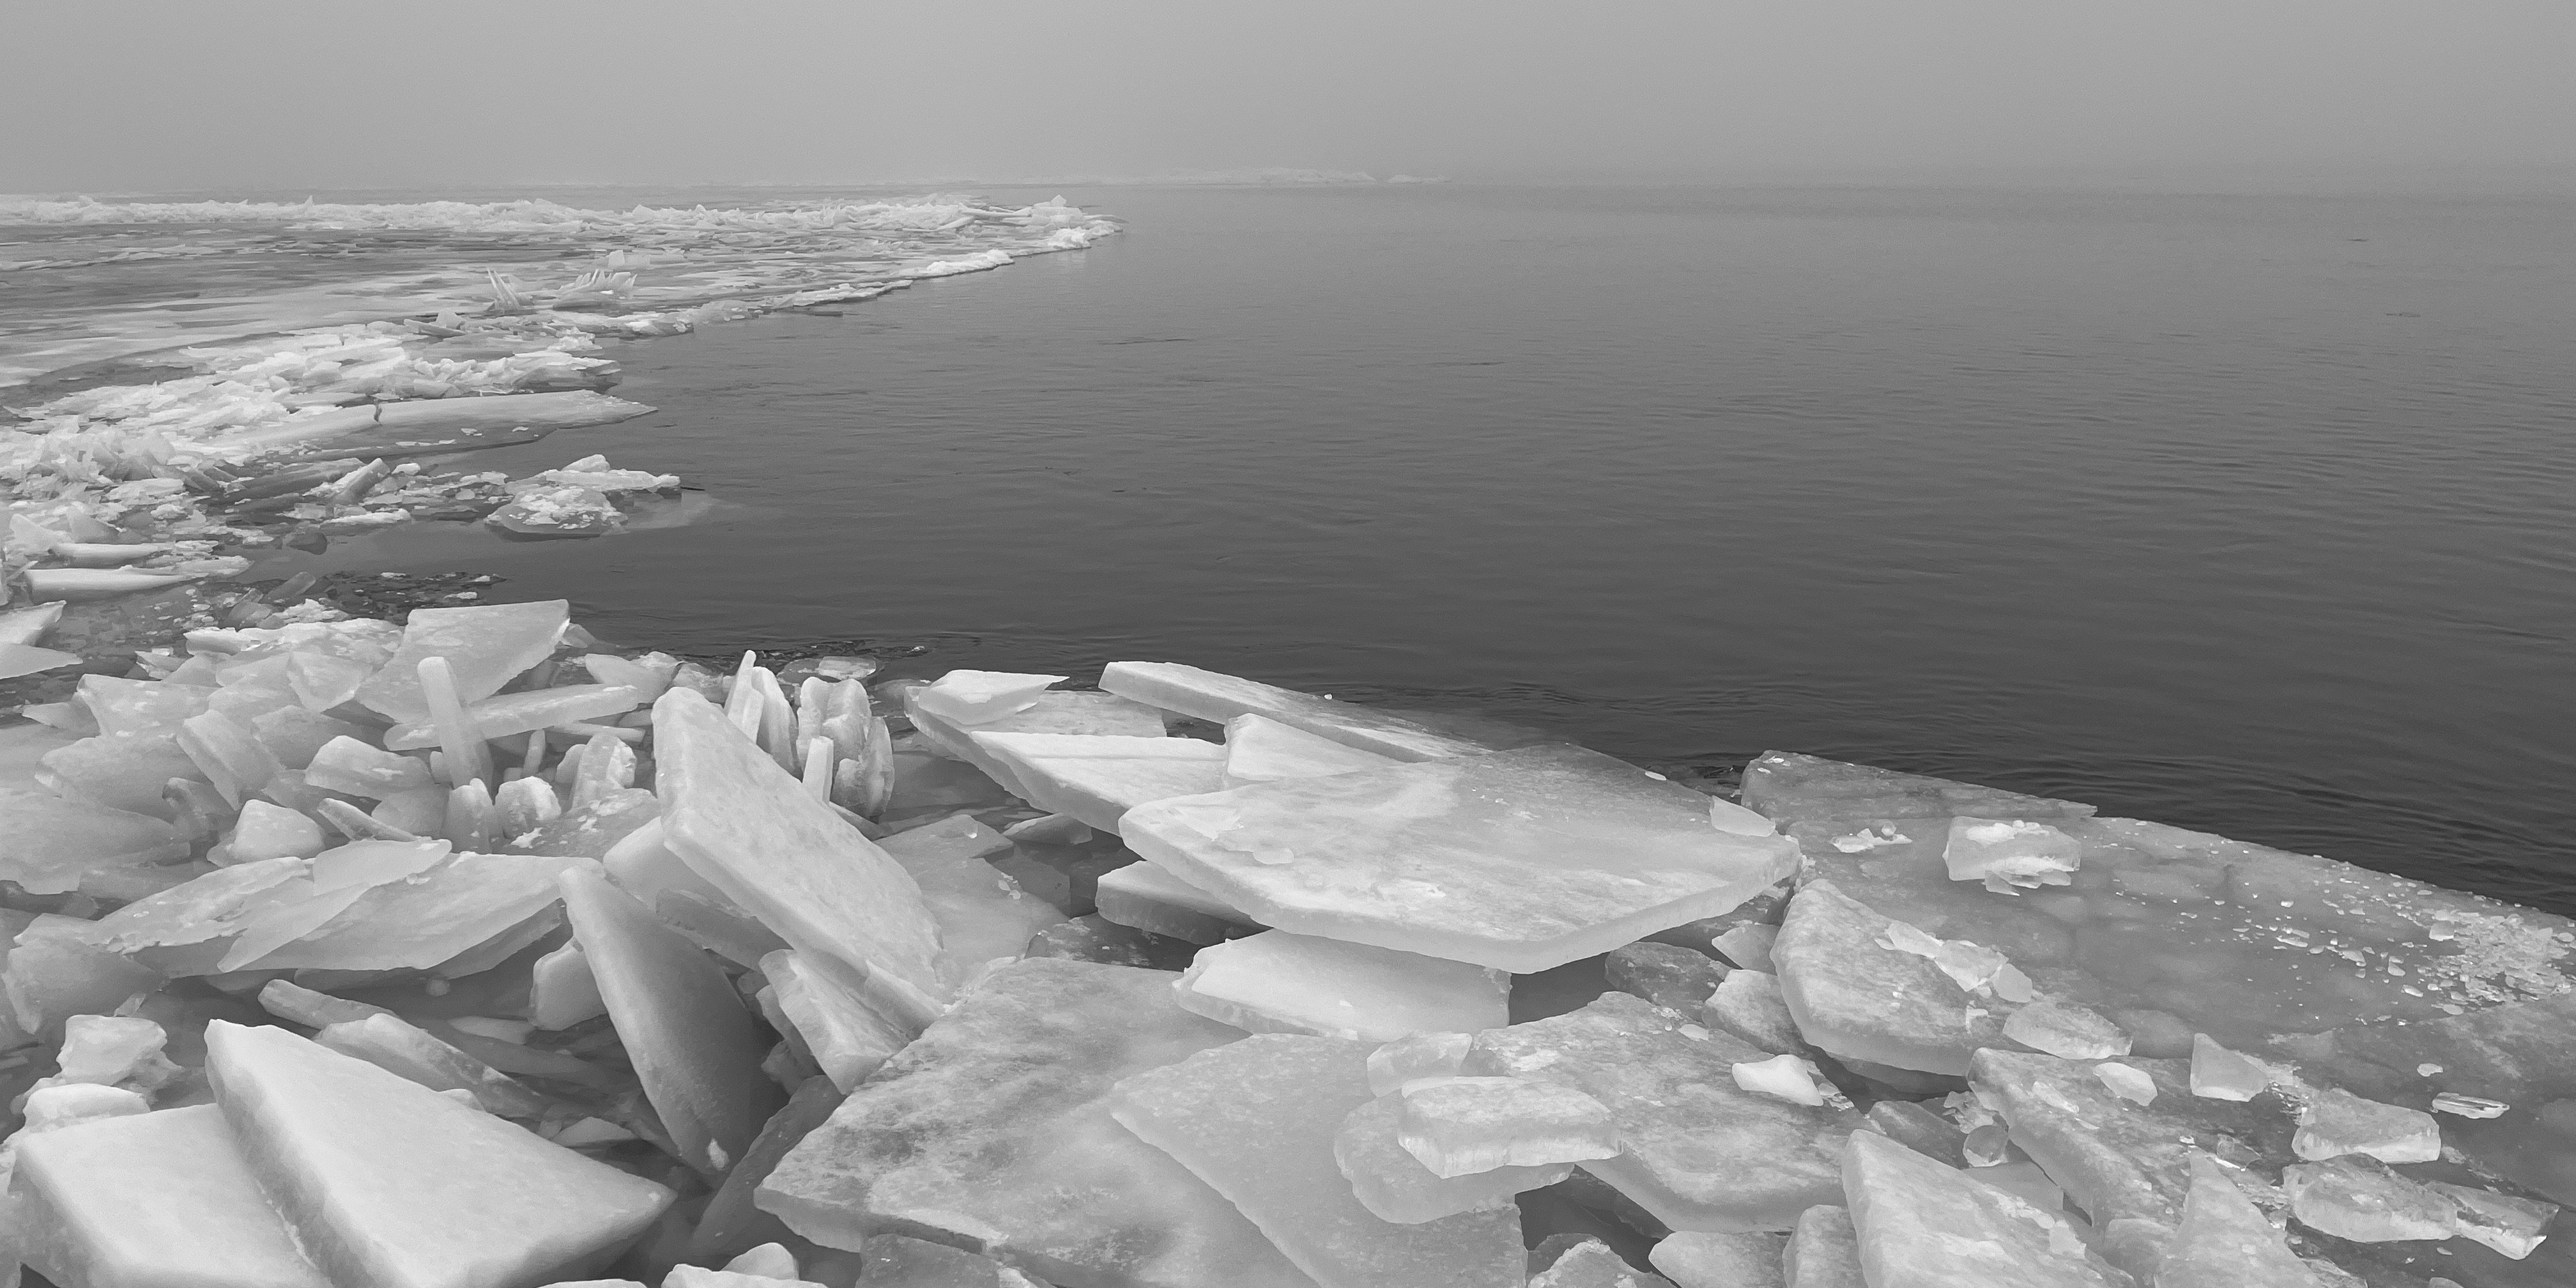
[4,1,2569,192]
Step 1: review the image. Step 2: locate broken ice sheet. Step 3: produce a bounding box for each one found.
[12,1104,333,1288]
[910,670,1068,726]
[1647,1230,1788,1288]
[908,687,1171,799]
[1095,859,1261,944]
[1121,744,1801,973]
[1335,1090,1574,1223]
[0,788,190,893]
[1175,930,1510,1041]
[1467,991,1860,1232]
[1770,881,2013,1076]
[758,949,910,1093]
[877,812,1067,981]
[354,599,569,724]
[1840,1131,2125,1288]
[758,958,1313,1288]
[2155,1153,2317,1288]
[1745,751,2576,1054]
[380,682,645,750]
[1108,1032,1527,1288]
[1100,661,1492,762]
[229,852,592,974]
[1393,1075,1620,1176]
[1529,1237,1675,1288]
[1223,714,1405,787]
[970,732,1229,835]
[1942,817,2082,893]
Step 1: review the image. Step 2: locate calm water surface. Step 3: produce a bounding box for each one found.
[257,183,2576,908]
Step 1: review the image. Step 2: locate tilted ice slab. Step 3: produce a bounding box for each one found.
[1466,992,1861,1232]
[1100,661,1492,762]
[970,733,1229,836]
[758,958,1311,1288]
[353,600,568,725]
[1759,880,2020,1077]
[1120,744,1801,973]
[1747,751,2576,1055]
[12,1104,332,1288]
[1223,715,1404,787]
[905,687,1169,797]
[1108,1032,1528,1288]
[2157,1153,2319,1288]
[1174,930,1510,1041]
[1840,1131,2126,1288]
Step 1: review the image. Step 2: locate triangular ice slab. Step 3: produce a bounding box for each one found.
[203,1020,671,1288]
[12,1104,332,1288]
[655,688,949,1029]
[355,600,568,724]
[758,958,1310,1288]
[2156,1154,2317,1288]
[1120,744,1801,973]
[969,732,1227,835]
[1100,661,1491,762]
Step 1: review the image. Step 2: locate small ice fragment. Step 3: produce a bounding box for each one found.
[1942,816,2082,893]
[497,775,564,836]
[2282,1155,2458,1242]
[1711,924,1779,972]
[1648,1230,1789,1288]
[1605,940,1731,1012]
[1392,1076,1621,1176]
[1731,1054,1827,1107]
[1368,1031,1475,1096]
[2432,1182,2557,1260]
[1334,1092,1570,1223]
[2292,1087,2441,1164]
[1702,969,1804,1054]
[2430,1092,2508,1119]
[2092,1062,2157,1105]
[2188,1033,2281,1101]
[912,670,1067,726]
[1706,797,1776,836]
[1961,1124,2013,1168]
[2002,1002,2130,1060]
[233,799,326,861]
[303,735,433,799]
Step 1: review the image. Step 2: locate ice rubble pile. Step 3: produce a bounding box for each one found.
[0,615,2570,1287]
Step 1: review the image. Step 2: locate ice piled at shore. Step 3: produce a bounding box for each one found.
[0,629,2568,1286]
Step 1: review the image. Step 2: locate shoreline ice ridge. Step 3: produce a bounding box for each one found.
[0,625,2569,1287]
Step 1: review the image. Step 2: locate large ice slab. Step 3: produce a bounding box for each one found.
[655,688,950,1029]
[758,957,1310,1288]
[1467,992,1859,1232]
[203,1020,671,1288]
[1223,715,1405,787]
[355,600,569,724]
[12,1103,332,1288]
[1840,1131,2126,1288]
[969,732,1228,834]
[1100,661,1491,762]
[1108,1032,1528,1288]
[1120,744,1800,973]
[1175,930,1509,1041]
[905,687,1167,793]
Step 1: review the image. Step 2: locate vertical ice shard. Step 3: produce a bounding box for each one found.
[1100,661,1491,761]
[1174,931,1510,1041]
[11,1104,332,1288]
[562,868,783,1174]
[758,958,1311,1288]
[1119,744,1801,973]
[969,732,1229,834]
[1841,1131,2126,1288]
[202,1020,672,1288]
[654,688,950,1029]
[355,599,569,724]
[2155,1154,2318,1288]
[1466,992,1860,1232]
[1108,1032,1527,1288]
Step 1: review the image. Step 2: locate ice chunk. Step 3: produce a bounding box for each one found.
[2,916,162,1042]
[760,958,1310,1288]
[1335,1091,1573,1222]
[228,852,588,973]
[12,1105,332,1288]
[2291,1086,2441,1163]
[656,688,949,1029]
[758,949,910,1093]
[1175,930,1510,1041]
[1648,1230,1788,1288]
[1100,661,1491,761]
[688,1076,845,1268]
[857,1233,1050,1287]
[1740,752,2096,832]
[1121,744,1802,973]
[878,814,1066,981]
[251,706,367,770]
[355,599,568,723]
[1771,882,2014,1076]
[2003,1003,2131,1060]
[1604,941,1731,1012]
[303,735,435,797]
[41,727,210,818]
[1529,1237,1674,1287]
[203,1021,671,1288]
[1468,992,1860,1231]
[2188,1033,2286,1101]
[1703,970,1805,1055]
[0,788,188,893]
[1782,1206,1864,1288]
[1942,817,2082,893]
[1108,1032,1528,1288]
[2281,1154,2458,1242]
[1223,714,1405,786]
[1710,924,1779,972]
[2094,1062,2158,1105]
[970,732,1229,834]
[1393,1075,1620,1176]
[1022,914,1199,970]
[531,939,609,1029]
[562,867,783,1174]
[77,674,213,735]
[314,1012,553,1119]
[233,798,327,861]
[0,600,66,646]
[1369,1031,1476,1096]
[1860,1101,1968,1168]
[178,709,282,806]
[910,670,1067,726]
[380,682,646,750]
[1841,1131,2124,1287]
[2432,1181,2557,1259]
[1095,859,1261,944]
[2154,1153,2317,1288]
[1731,1055,1830,1107]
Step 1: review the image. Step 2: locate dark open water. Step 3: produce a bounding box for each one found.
[251,181,2576,909]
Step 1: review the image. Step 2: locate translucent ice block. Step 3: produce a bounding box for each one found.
[12,1105,332,1288]
[906,688,1167,793]
[1223,714,1404,787]
[1175,931,1510,1041]
[1120,744,1801,973]
[380,683,645,750]
[655,688,949,1030]
[1393,1075,1620,1176]
[2155,1153,2317,1288]
[203,1020,671,1288]
[878,815,1066,981]
[1781,1206,1862,1288]
[303,735,435,798]
[758,949,910,1093]
[758,958,1307,1288]
[232,852,589,973]
[2292,1086,2441,1164]
[1648,1230,1788,1288]
[40,727,210,818]
[1108,1032,1527,1288]
[0,788,188,894]
[564,867,783,1174]
[1840,1131,2124,1288]
[1703,970,1805,1055]
[1466,992,1860,1232]
[2281,1155,2458,1242]
[75,673,212,735]
[1100,661,1491,762]
[1771,882,2015,1076]
[355,599,569,724]
[911,670,1068,726]
[1334,1091,1572,1223]
[1942,817,2082,893]
[1095,859,1261,944]
[970,732,1229,834]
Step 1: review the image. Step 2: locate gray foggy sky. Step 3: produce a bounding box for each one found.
[4,0,2570,192]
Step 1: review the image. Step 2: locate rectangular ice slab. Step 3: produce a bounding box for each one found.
[12,1104,332,1288]
[1467,992,1859,1232]
[656,688,951,1029]
[1746,751,2576,1054]
[1108,1032,1528,1288]
[203,1020,671,1288]
[758,957,1312,1288]
[969,732,1227,835]
[1841,1131,2125,1288]
[1176,930,1510,1041]
[1335,1091,1574,1223]
[906,687,1168,795]
[1121,744,1802,973]
[1101,661,1491,762]
[355,600,568,724]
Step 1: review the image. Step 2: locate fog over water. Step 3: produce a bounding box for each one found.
[6,1,2572,191]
